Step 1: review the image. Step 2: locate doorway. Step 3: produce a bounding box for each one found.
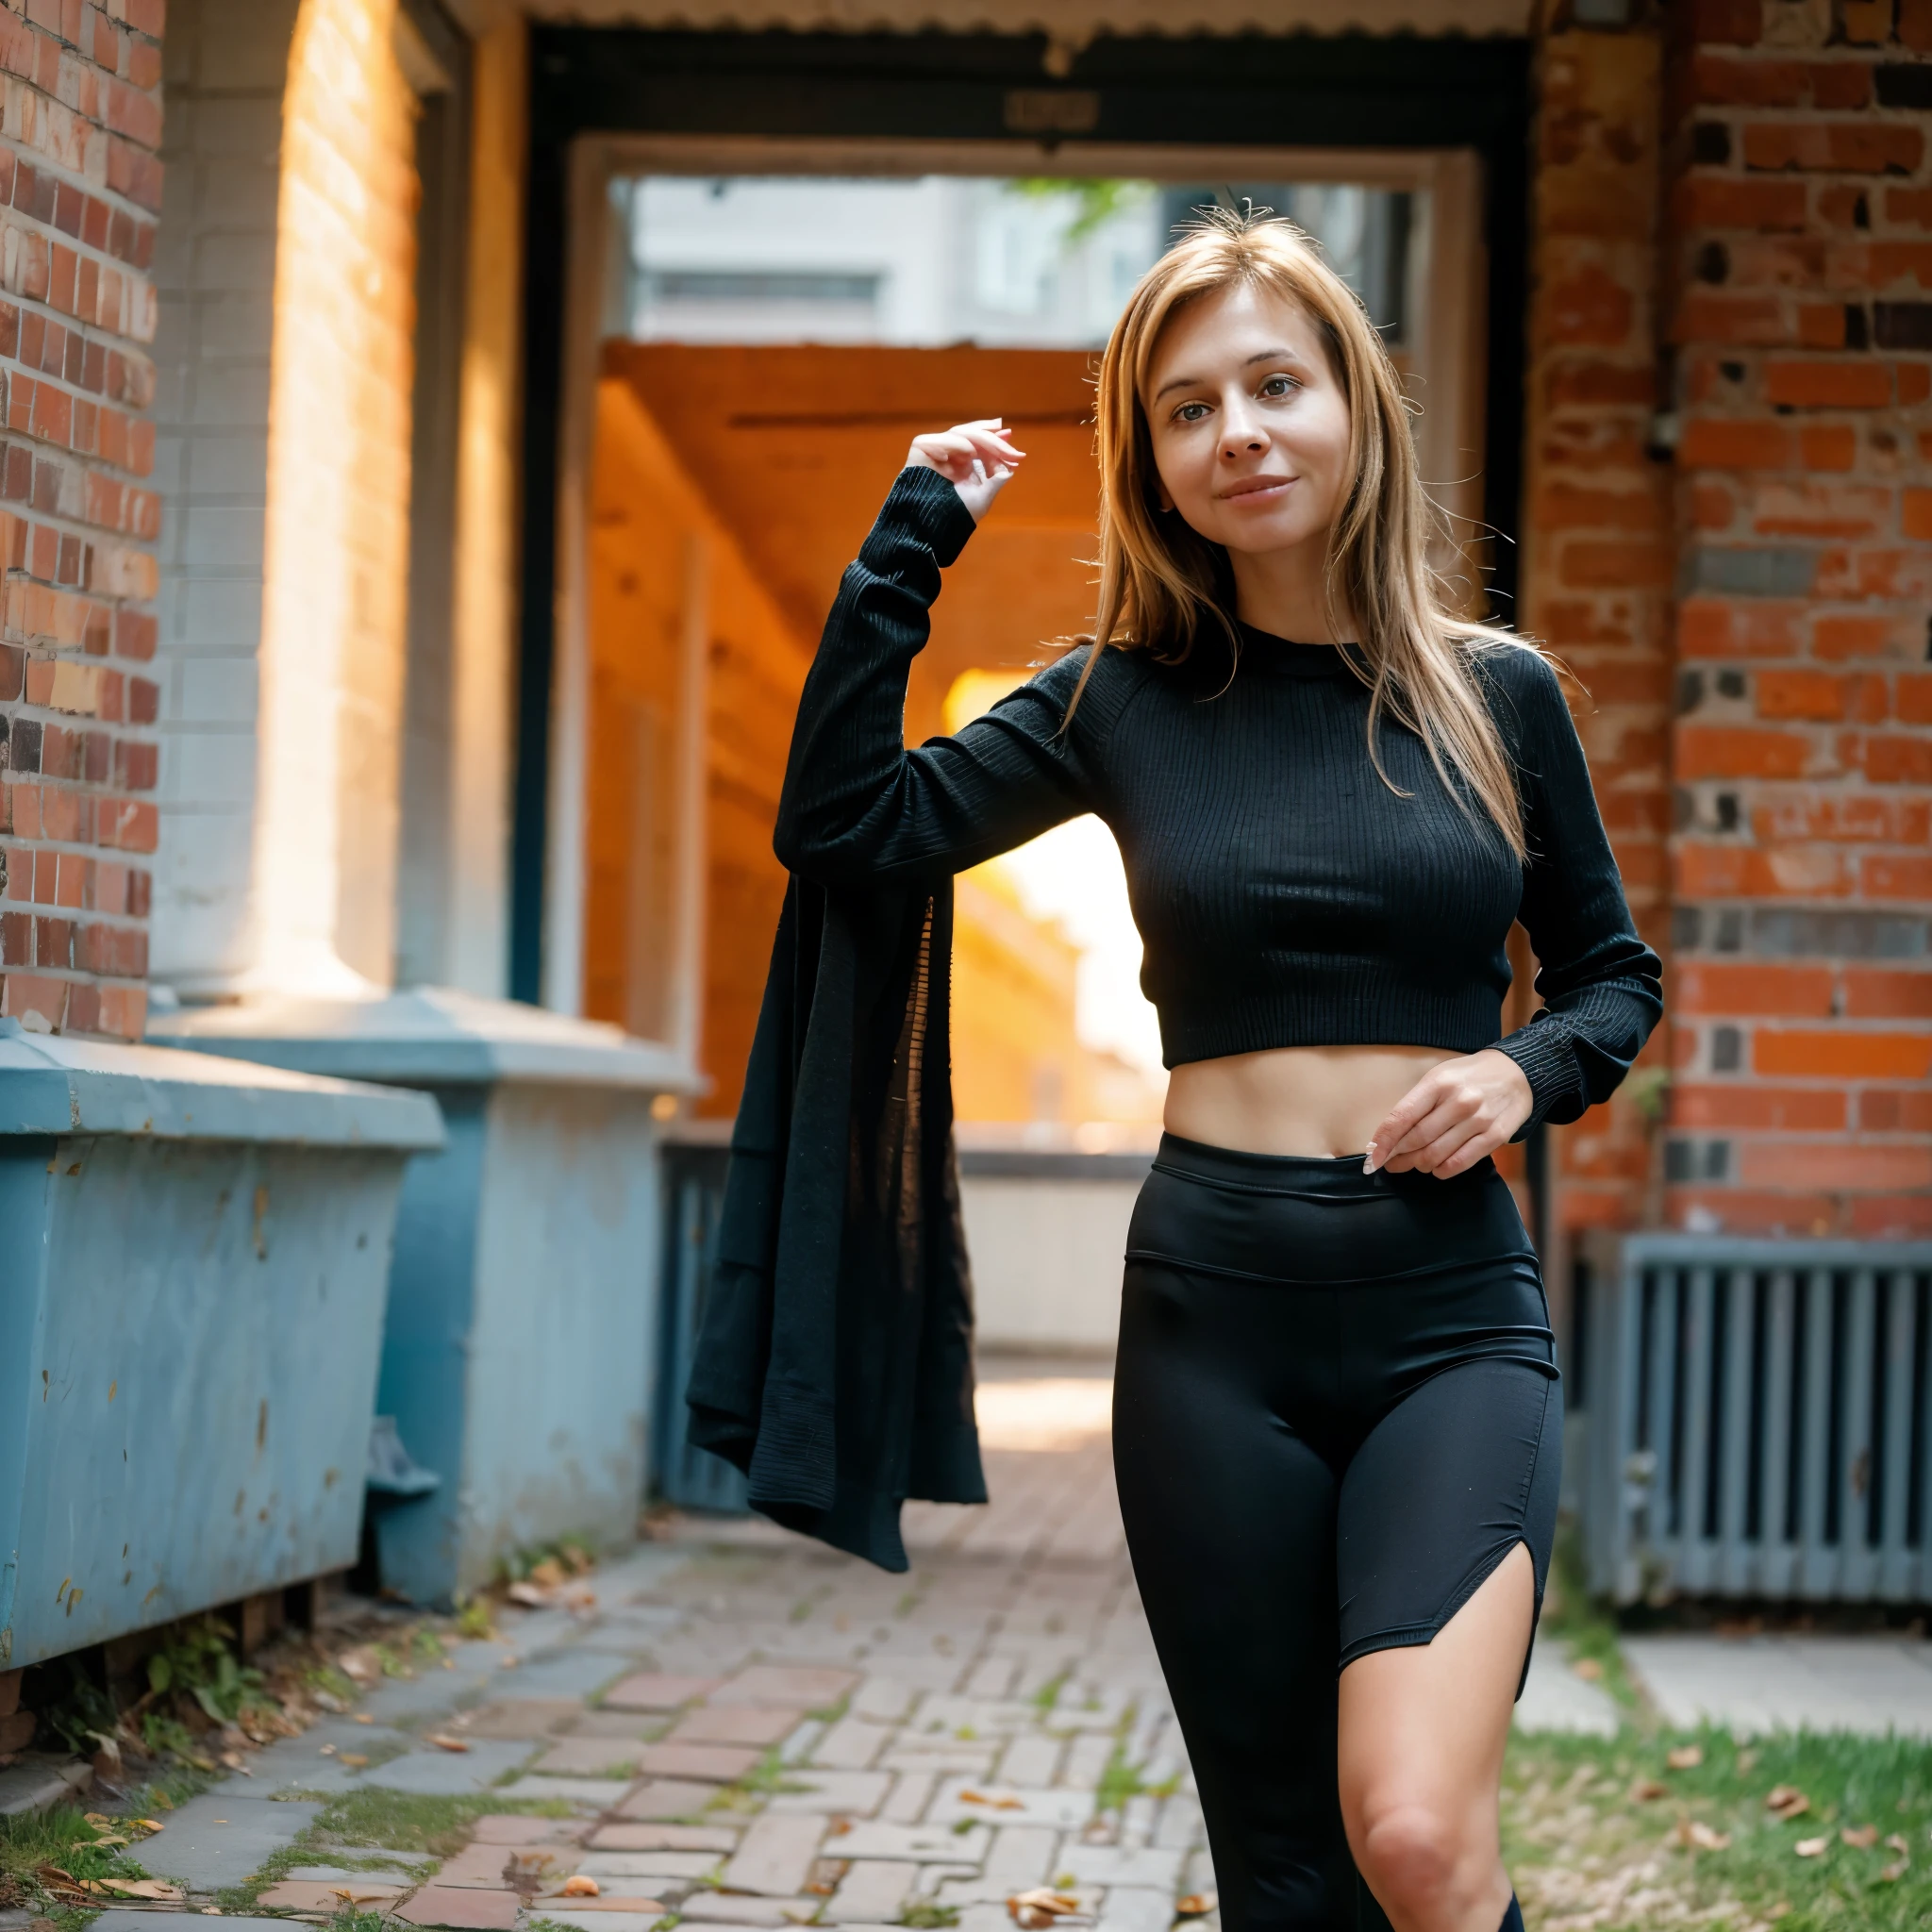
[512,30,1535,1186]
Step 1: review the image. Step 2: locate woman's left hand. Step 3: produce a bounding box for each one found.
[1363,1049,1534,1178]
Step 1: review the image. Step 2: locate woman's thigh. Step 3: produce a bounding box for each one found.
[1330,1360,1562,1918]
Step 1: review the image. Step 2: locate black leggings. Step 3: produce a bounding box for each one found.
[1112,1135,1561,1932]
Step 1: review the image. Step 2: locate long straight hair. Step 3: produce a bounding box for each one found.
[1074,207,1535,860]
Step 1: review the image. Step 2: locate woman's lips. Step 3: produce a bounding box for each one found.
[1219,476,1295,502]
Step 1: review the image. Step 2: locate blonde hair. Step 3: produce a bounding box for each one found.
[1074,206,1534,859]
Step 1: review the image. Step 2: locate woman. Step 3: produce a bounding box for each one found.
[773,211,1661,1932]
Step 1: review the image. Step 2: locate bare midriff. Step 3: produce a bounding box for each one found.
[1163,1043,1463,1159]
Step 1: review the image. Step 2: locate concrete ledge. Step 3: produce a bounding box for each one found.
[0,1020,444,1149]
[150,986,705,1091]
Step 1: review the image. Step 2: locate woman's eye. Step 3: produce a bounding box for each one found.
[1174,402,1210,424]
[1259,375,1298,398]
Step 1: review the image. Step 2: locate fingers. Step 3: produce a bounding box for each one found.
[1366,1053,1528,1178]
[907,418,1026,480]
[1363,1080,1438,1174]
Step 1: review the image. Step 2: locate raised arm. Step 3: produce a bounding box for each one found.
[774,432,1105,887]
[1489,647,1665,1135]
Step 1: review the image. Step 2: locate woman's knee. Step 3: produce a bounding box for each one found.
[1348,1794,1491,1920]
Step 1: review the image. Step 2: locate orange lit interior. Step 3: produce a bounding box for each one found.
[586,341,1158,1124]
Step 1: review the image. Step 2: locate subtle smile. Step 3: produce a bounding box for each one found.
[1219,476,1296,502]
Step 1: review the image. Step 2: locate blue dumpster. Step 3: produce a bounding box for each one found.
[0,1021,442,1667]
[152,988,701,1606]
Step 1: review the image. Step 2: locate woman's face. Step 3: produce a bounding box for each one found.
[1141,282,1354,561]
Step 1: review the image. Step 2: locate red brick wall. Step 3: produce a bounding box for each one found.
[1522,21,1676,1239]
[1664,0,1931,1238]
[0,0,161,1041]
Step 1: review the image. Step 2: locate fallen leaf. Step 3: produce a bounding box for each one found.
[1766,1786,1809,1819]
[1570,1657,1605,1681]
[319,1744,337,1757]
[507,1582,549,1607]
[83,1813,114,1827]
[529,1558,567,1589]
[219,1752,254,1774]
[133,1820,165,1834]
[959,1790,1024,1810]
[1878,1860,1907,1882]
[426,1734,471,1754]
[1174,1895,1217,1917]
[99,1879,185,1900]
[1886,1833,1909,1855]
[338,1649,378,1684]
[1676,1820,1730,1851]
[1629,1778,1668,1802]
[339,1753,370,1770]
[561,1876,601,1897]
[88,1834,130,1847]
[1794,1838,1826,1858]
[779,1907,817,1924]
[1840,1824,1878,1849]
[354,1713,375,1725]
[1667,1745,1704,1771]
[826,1819,852,1837]
[1008,1890,1083,1922]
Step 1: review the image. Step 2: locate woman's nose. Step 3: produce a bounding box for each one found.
[1220,409,1267,459]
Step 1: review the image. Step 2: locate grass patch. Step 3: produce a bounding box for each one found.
[1030,1672,1069,1716]
[897,1903,958,1928]
[1506,1724,1932,1932]
[212,1787,577,1914]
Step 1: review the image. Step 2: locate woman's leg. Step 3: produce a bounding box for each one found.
[1113,1264,1357,1932]
[1331,1359,1561,1932]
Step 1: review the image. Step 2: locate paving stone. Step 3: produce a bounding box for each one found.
[495,1610,587,1656]
[879,1773,936,1822]
[450,1700,589,1740]
[1621,1633,1932,1739]
[257,1880,408,1909]
[286,1862,433,1880]
[778,1720,824,1765]
[983,1825,1060,1893]
[1094,1889,1177,1932]
[1151,1795,1202,1853]
[720,1810,830,1894]
[881,1744,997,1776]
[536,1897,671,1915]
[475,1815,588,1845]
[635,1741,761,1781]
[672,1707,806,1748]
[394,1883,521,1929]
[997,1736,1064,1786]
[1060,1735,1114,1789]
[1061,1846,1184,1890]
[677,1895,819,1926]
[91,1917,288,1932]
[533,1737,649,1776]
[931,1781,1092,1831]
[357,1740,536,1793]
[570,1710,670,1740]
[714,1666,859,1708]
[434,1843,520,1888]
[576,1852,724,1879]
[954,1905,1017,1932]
[835,1821,990,1864]
[764,1770,893,1817]
[910,1698,1038,1738]
[848,1678,920,1723]
[811,1719,891,1770]
[613,1777,725,1820]
[1513,1645,1620,1738]
[603,1674,724,1713]
[823,1857,917,1923]
[140,1795,324,1890]
[489,1652,627,1701]
[498,1774,637,1805]
[964,1659,1021,1699]
[531,1913,664,1932]
[586,1823,739,1853]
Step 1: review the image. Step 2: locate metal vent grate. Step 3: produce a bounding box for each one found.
[1582,1237,1932,1606]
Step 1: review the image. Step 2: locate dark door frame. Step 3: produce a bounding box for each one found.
[508,22,1540,1233]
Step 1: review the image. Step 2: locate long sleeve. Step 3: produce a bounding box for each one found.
[1485,647,1664,1136]
[774,465,1107,885]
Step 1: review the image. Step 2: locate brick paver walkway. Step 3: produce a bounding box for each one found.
[127,1359,1932,1932]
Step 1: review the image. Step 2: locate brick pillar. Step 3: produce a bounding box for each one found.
[0,0,163,1041]
[1521,16,1676,1238]
[1665,0,1931,1238]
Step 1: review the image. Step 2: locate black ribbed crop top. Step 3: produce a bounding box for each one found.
[774,466,1664,1134]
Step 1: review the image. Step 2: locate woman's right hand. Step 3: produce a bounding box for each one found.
[906,418,1024,524]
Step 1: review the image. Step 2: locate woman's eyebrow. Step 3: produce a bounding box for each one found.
[1152,347,1305,403]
